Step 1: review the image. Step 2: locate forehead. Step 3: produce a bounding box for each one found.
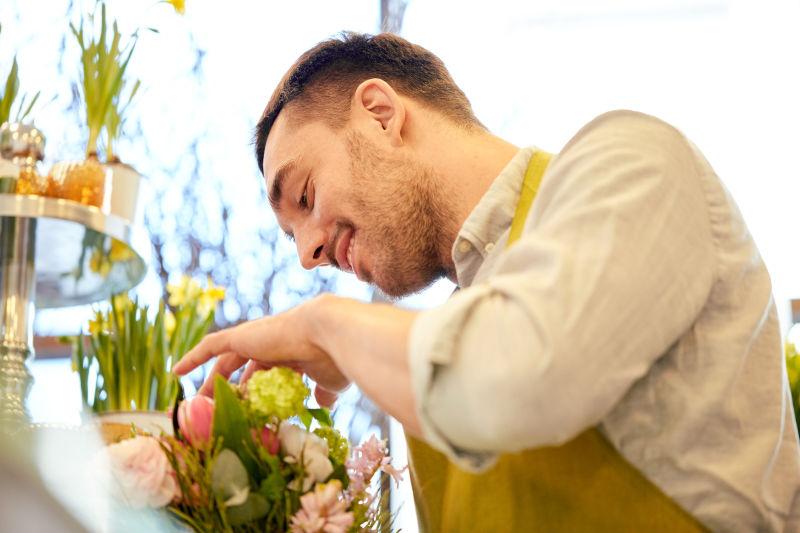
[265,111,328,173]
[263,111,299,180]
[263,111,347,188]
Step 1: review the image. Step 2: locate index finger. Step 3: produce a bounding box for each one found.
[197,351,249,396]
[173,330,233,376]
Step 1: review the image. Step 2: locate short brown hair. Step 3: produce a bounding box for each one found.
[254,32,482,174]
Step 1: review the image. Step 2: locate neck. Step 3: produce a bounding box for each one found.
[419,126,520,282]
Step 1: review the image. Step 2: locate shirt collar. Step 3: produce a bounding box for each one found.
[451,147,537,287]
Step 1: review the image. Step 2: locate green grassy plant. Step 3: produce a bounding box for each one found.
[70,3,137,158]
[71,277,223,413]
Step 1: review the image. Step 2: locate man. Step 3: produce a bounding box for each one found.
[173,32,800,531]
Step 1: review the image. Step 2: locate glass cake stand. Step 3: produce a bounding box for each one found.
[0,193,149,426]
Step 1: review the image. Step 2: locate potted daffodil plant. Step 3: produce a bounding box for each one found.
[70,276,225,439]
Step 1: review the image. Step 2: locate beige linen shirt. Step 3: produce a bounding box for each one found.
[408,110,800,531]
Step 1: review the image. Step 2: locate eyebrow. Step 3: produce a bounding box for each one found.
[267,159,297,212]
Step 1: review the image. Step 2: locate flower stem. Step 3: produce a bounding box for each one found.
[87,128,100,159]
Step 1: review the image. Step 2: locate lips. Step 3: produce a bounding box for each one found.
[332,227,366,281]
[334,227,354,273]
[347,234,362,280]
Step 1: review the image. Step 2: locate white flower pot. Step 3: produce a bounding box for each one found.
[107,162,142,222]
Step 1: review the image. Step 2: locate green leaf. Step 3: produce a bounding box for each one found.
[329,461,350,489]
[258,470,287,502]
[211,449,250,505]
[16,90,39,122]
[14,94,25,120]
[298,408,312,430]
[226,493,270,527]
[213,376,259,479]
[0,56,19,125]
[71,4,140,156]
[256,444,283,472]
[308,407,333,428]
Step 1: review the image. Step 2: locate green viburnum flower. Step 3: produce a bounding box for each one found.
[314,427,349,465]
[247,368,309,420]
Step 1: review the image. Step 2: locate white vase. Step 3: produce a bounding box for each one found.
[107,162,142,222]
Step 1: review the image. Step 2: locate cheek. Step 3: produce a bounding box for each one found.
[319,186,363,227]
[311,192,334,224]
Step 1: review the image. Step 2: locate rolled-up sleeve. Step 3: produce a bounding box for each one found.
[408,113,718,471]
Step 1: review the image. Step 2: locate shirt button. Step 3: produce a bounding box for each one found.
[484,242,495,253]
[457,240,472,254]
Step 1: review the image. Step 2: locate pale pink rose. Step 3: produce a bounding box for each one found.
[177,395,215,447]
[105,436,180,508]
[290,480,354,533]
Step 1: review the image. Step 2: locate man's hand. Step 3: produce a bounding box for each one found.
[173,293,423,434]
[172,295,350,402]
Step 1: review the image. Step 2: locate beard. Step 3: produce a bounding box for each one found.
[344,131,452,298]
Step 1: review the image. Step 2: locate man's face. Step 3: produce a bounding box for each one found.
[263,110,448,297]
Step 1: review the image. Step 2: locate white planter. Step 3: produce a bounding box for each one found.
[107,162,142,222]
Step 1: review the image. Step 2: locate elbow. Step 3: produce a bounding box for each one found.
[428,360,607,454]
[476,379,599,452]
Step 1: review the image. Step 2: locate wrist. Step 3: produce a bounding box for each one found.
[302,293,342,354]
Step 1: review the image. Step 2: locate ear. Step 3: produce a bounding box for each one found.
[352,78,406,147]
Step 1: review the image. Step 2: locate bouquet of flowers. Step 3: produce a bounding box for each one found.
[100,367,404,532]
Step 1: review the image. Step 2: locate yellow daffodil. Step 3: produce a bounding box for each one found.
[88,317,104,335]
[198,278,226,317]
[164,309,176,338]
[166,0,185,14]
[167,275,202,308]
[112,293,133,310]
[166,281,183,307]
[204,281,225,302]
[111,293,133,328]
[88,309,110,336]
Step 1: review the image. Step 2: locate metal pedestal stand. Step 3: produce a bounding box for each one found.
[0,194,147,427]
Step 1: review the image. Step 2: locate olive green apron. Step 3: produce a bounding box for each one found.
[408,151,707,533]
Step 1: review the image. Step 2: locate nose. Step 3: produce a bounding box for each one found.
[296,224,329,270]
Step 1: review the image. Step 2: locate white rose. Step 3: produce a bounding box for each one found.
[279,422,334,491]
[104,436,180,508]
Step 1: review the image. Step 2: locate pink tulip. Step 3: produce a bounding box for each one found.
[177,395,215,447]
[253,426,280,454]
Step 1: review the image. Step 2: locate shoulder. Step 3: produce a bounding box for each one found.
[534,110,710,219]
[548,110,704,188]
[560,110,693,159]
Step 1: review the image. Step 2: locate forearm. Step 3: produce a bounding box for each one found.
[308,294,422,435]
